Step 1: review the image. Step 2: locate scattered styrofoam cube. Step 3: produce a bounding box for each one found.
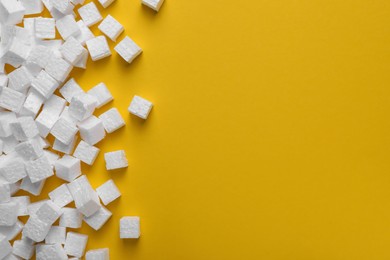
[0,158,27,183]
[35,17,56,39]
[114,36,142,63]
[45,226,66,244]
[0,87,26,112]
[128,95,153,119]
[69,93,98,121]
[86,36,111,61]
[14,139,43,160]
[67,175,100,216]
[0,112,17,137]
[60,78,84,103]
[20,90,45,117]
[73,140,100,165]
[22,215,51,242]
[49,183,74,207]
[20,0,42,14]
[1,40,31,68]
[98,108,125,133]
[45,55,73,82]
[0,220,24,240]
[60,36,88,65]
[78,2,102,27]
[36,243,68,260]
[142,0,164,11]
[26,155,54,183]
[27,45,53,69]
[52,135,78,154]
[52,0,73,14]
[87,83,113,108]
[56,15,81,40]
[64,232,88,258]
[55,155,81,182]
[83,206,112,230]
[104,150,128,170]
[12,239,35,259]
[7,66,34,93]
[31,70,60,99]
[77,116,106,145]
[86,248,109,260]
[59,207,82,228]
[96,179,121,206]
[20,177,45,196]
[0,202,18,226]
[98,15,123,41]
[51,117,78,145]
[10,196,30,216]
[0,234,12,260]
[75,20,95,45]
[0,183,10,203]
[120,216,140,239]
[0,0,25,25]
[10,116,39,141]
[35,200,62,226]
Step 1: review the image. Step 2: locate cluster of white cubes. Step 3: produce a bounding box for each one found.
[0,0,159,257]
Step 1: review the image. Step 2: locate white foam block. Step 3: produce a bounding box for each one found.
[98,108,125,133]
[75,20,94,45]
[77,116,105,145]
[98,15,123,41]
[64,232,88,258]
[69,93,97,121]
[60,36,88,65]
[0,220,23,240]
[83,206,111,230]
[0,87,26,112]
[36,244,68,260]
[59,207,82,228]
[67,175,100,216]
[96,179,121,206]
[73,140,100,165]
[55,155,81,182]
[51,117,78,145]
[14,139,43,161]
[78,2,102,27]
[12,239,35,259]
[10,116,39,141]
[120,216,140,239]
[85,248,109,260]
[0,158,27,183]
[44,55,73,82]
[87,83,113,108]
[56,15,81,40]
[86,36,111,61]
[0,202,18,226]
[104,150,128,170]
[59,78,84,103]
[10,196,30,216]
[128,95,153,119]
[0,0,25,25]
[25,155,54,183]
[20,90,45,117]
[20,177,45,196]
[49,183,74,207]
[0,234,12,260]
[35,17,55,39]
[142,0,164,11]
[45,226,66,244]
[7,66,33,93]
[31,70,60,99]
[114,36,142,64]
[34,200,62,225]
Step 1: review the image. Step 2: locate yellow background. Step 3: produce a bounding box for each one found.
[16,0,390,259]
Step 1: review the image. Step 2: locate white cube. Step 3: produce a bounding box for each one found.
[83,206,112,230]
[0,202,18,226]
[59,207,82,228]
[20,90,45,117]
[52,0,73,14]
[98,15,123,41]
[20,177,46,196]
[45,226,66,244]
[114,36,142,63]
[55,155,81,182]
[23,215,51,242]
[86,248,109,260]
[142,0,164,11]
[51,117,78,145]
[0,0,25,25]
[7,66,33,93]
[56,15,81,40]
[15,139,43,161]
[20,0,43,14]
[86,36,111,61]
[99,107,125,133]
[10,196,30,216]
[0,158,26,183]
[75,20,95,45]
[104,150,128,170]
[10,116,39,141]
[78,2,102,27]
[64,232,88,258]
[69,93,98,121]
[26,155,54,183]
[53,135,78,154]
[60,78,84,103]
[44,55,73,82]
[31,70,60,99]
[0,220,24,240]
[0,234,12,259]
[120,216,140,239]
[67,175,100,216]
[0,87,26,112]
[36,244,68,260]
[12,239,35,259]
[96,179,121,205]
[73,140,100,166]
[34,200,62,225]
[60,36,88,65]
[35,17,56,39]
[128,95,153,119]
[87,82,113,108]
[78,116,106,145]
[49,183,74,207]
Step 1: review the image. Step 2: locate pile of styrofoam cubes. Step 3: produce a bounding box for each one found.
[0,0,162,258]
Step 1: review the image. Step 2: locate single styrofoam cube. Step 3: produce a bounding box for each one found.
[49,183,74,207]
[27,45,53,69]
[87,83,113,108]
[98,108,125,133]
[14,139,43,161]
[86,36,111,61]
[0,183,10,203]
[36,244,68,260]
[12,239,35,259]
[98,15,123,41]
[78,2,102,27]
[10,116,39,141]
[104,150,128,170]
[43,150,60,166]
[22,215,51,242]
[64,232,88,258]
[1,40,31,68]
[0,87,26,112]
[67,175,100,216]
[7,66,34,93]
[128,95,153,119]
[120,216,140,239]
[60,36,88,65]
[35,17,56,39]
[52,135,78,155]
[10,196,30,216]
[20,0,43,14]
[142,0,164,11]
[56,15,81,40]
[55,155,81,182]
[31,70,60,99]
[96,179,121,206]
[74,50,88,69]
[0,202,18,226]
[0,234,12,260]
[73,141,100,165]
[0,112,17,137]
[83,206,112,231]
[59,78,84,102]
[114,36,142,63]
[20,177,45,196]
[20,90,45,118]
[45,226,66,244]
[35,94,67,136]
[52,0,73,14]
[0,220,24,240]
[75,20,95,46]
[69,93,98,121]
[86,248,109,260]
[45,55,73,82]
[0,158,27,183]
[1,135,19,155]
[50,117,78,145]
[59,207,82,228]
[35,200,62,225]
[77,116,105,145]
[27,200,49,216]
[25,155,54,183]
[0,0,25,25]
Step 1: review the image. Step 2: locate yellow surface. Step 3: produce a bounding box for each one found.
[15,0,390,259]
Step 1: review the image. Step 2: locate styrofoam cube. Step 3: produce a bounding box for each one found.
[25,155,54,183]
[1,40,31,68]
[0,158,27,183]
[50,117,78,145]
[27,45,53,69]
[78,2,102,27]
[0,202,18,226]
[12,239,35,259]
[20,90,45,117]
[10,116,39,141]
[104,150,128,170]
[67,175,100,216]
[49,183,74,207]
[86,36,111,61]
[120,216,140,239]
[69,93,98,121]
[36,243,68,260]
[14,139,43,161]
[44,55,73,82]
[56,15,81,40]
[22,216,51,242]
[52,135,78,154]
[59,78,84,103]
[60,36,88,65]
[87,83,113,108]
[7,66,34,93]
[75,20,95,45]
[0,0,25,25]
[27,199,49,215]
[0,234,12,259]
[64,232,88,258]
[55,155,81,182]
[20,0,43,14]
[73,140,100,166]
[77,116,105,145]
[10,196,30,216]
[20,177,45,196]
[59,207,82,228]
[0,87,26,112]
[128,95,153,119]
[45,226,66,244]
[114,36,142,63]
[98,15,123,41]
[31,70,60,99]
[0,220,24,240]
[142,0,164,11]
[0,112,17,137]
[86,248,109,260]
[52,0,73,14]
[96,179,121,205]
[83,206,112,230]
[98,108,125,133]
[35,17,56,39]
[35,200,62,225]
